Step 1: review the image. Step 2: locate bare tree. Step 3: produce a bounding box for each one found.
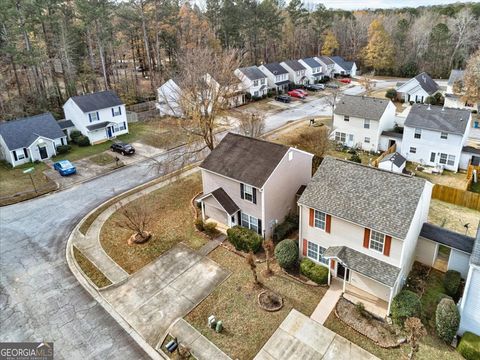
[405,317,427,360]
[246,251,260,286]
[115,197,153,244]
[238,111,266,138]
[325,86,340,123]
[297,125,331,171]
[262,239,275,276]
[359,72,375,95]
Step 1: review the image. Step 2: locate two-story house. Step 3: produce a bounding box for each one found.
[259,63,290,93]
[298,157,432,315]
[63,91,128,145]
[298,57,323,84]
[280,60,308,85]
[396,72,439,104]
[332,95,396,152]
[234,66,268,98]
[0,113,67,167]
[401,104,472,171]
[444,69,478,111]
[157,78,184,117]
[330,56,357,77]
[315,56,335,79]
[198,133,313,239]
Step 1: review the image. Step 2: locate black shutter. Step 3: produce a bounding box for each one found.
[237,211,242,226]
[13,150,17,161]
[61,138,65,146]
[240,183,244,199]
[111,108,114,116]
[23,148,28,158]
[97,111,100,120]
[253,188,257,204]
[258,219,262,235]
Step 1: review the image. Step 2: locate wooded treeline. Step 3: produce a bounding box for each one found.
[1,0,479,119]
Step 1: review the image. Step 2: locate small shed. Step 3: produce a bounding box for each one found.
[378,152,406,174]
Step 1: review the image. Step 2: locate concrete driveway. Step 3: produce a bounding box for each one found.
[100,244,230,347]
[255,309,378,360]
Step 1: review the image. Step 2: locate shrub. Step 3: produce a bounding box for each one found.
[409,100,414,105]
[203,222,217,237]
[349,153,361,163]
[436,298,460,343]
[194,218,204,231]
[273,215,299,242]
[444,270,461,297]
[425,96,437,105]
[274,239,298,269]
[227,226,262,253]
[77,136,90,147]
[70,130,82,143]
[56,145,71,154]
[391,290,422,326]
[385,88,397,99]
[457,332,480,360]
[300,258,328,284]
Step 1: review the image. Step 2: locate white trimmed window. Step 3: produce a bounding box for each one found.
[344,115,349,122]
[241,213,258,233]
[253,80,259,86]
[306,241,328,265]
[410,147,416,154]
[314,210,326,230]
[414,128,422,139]
[261,79,265,85]
[112,106,121,116]
[440,132,448,139]
[243,184,253,202]
[335,132,346,143]
[364,119,370,129]
[370,230,385,253]
[88,112,99,122]
[439,153,455,166]
[364,137,370,144]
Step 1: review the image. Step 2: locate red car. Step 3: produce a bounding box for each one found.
[287,89,306,99]
[296,89,308,96]
[339,78,351,84]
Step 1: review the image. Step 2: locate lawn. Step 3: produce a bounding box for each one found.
[73,246,112,288]
[0,161,57,206]
[89,153,116,166]
[184,247,327,360]
[420,269,447,330]
[100,173,207,274]
[428,199,479,236]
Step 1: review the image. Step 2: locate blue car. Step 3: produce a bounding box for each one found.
[53,160,77,176]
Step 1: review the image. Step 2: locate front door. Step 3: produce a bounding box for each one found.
[337,263,350,281]
[106,126,113,138]
[388,139,396,148]
[39,146,48,159]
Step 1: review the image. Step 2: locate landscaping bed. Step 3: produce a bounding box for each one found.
[334,298,401,348]
[184,247,326,360]
[73,246,112,288]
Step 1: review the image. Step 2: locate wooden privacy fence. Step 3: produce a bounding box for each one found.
[372,143,396,168]
[432,184,480,210]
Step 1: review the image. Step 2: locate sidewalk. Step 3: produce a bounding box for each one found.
[310,278,342,325]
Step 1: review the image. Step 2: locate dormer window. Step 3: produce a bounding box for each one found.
[112,107,121,116]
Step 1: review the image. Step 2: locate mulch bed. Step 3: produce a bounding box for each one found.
[335,297,403,348]
[258,290,283,312]
[404,262,432,297]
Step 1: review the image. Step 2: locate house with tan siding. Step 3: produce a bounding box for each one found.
[198,133,313,239]
[298,157,432,316]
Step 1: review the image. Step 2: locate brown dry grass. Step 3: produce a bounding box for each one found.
[406,163,469,189]
[100,173,207,274]
[73,246,112,288]
[428,199,479,236]
[184,247,326,360]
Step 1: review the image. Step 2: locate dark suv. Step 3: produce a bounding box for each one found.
[275,94,291,103]
[111,141,135,155]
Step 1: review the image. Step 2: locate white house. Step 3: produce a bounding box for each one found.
[298,57,323,84]
[198,133,313,239]
[396,72,439,104]
[330,56,357,77]
[259,63,290,93]
[280,60,308,85]
[378,152,406,174]
[63,91,128,145]
[234,66,268,98]
[444,69,478,111]
[0,113,67,167]
[332,95,396,152]
[401,104,472,171]
[315,56,336,78]
[157,79,184,117]
[298,157,432,316]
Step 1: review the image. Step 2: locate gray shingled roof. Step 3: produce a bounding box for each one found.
[282,60,306,72]
[472,223,480,266]
[302,57,321,69]
[414,72,439,95]
[420,223,475,254]
[381,131,403,139]
[262,63,288,75]
[238,66,267,81]
[323,246,400,287]
[58,119,74,129]
[380,152,406,168]
[330,56,355,71]
[298,157,427,239]
[209,188,240,215]
[0,113,65,150]
[86,121,111,131]
[317,56,334,65]
[334,95,390,120]
[71,90,123,112]
[447,69,464,87]
[405,104,471,135]
[200,133,290,188]
[463,146,480,155]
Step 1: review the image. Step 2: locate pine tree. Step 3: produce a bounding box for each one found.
[362,19,395,73]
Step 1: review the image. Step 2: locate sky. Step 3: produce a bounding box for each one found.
[317,0,478,10]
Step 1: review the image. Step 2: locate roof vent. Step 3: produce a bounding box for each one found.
[422,75,426,82]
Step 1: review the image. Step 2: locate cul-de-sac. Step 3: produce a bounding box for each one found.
[0,0,479,359]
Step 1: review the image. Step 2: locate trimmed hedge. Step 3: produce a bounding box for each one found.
[391,290,422,326]
[436,298,460,343]
[444,270,461,297]
[300,258,328,284]
[70,130,82,143]
[56,145,72,154]
[458,332,480,360]
[227,226,262,253]
[274,239,298,269]
[385,88,397,99]
[273,215,299,242]
[77,135,90,147]
[203,222,217,237]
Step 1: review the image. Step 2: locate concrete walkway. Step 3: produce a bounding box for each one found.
[310,279,342,325]
[197,234,226,256]
[255,309,379,360]
[168,319,231,360]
